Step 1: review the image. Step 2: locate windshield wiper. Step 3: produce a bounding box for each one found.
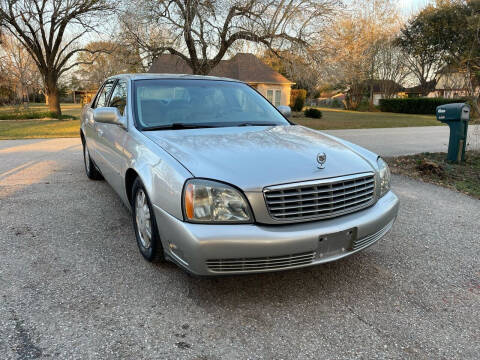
[235,122,279,127]
[142,121,279,131]
[142,123,216,131]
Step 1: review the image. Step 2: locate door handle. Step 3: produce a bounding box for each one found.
[97,129,104,137]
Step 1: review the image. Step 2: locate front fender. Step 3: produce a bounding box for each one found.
[123,130,192,221]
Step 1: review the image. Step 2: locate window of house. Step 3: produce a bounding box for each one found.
[274,90,281,107]
[266,89,274,103]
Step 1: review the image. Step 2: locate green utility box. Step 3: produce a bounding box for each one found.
[436,103,470,162]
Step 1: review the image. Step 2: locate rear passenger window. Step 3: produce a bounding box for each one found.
[109,81,128,116]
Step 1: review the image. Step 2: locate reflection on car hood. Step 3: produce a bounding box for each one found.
[143,125,375,190]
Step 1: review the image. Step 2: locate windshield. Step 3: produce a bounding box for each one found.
[133,79,290,130]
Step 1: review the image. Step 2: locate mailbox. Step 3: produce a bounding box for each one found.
[436,103,470,162]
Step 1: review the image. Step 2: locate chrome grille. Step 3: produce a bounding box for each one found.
[206,252,316,273]
[264,173,375,221]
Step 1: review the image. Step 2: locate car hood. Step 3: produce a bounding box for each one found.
[143,125,375,191]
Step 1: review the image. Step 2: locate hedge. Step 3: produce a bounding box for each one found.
[379,98,469,114]
[0,111,76,120]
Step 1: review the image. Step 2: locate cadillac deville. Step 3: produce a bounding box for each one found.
[81,74,399,275]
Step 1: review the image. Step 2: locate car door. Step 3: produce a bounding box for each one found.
[83,83,104,162]
[94,79,129,195]
[85,80,116,166]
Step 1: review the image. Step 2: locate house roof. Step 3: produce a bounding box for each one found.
[404,79,437,94]
[365,80,405,93]
[149,53,294,85]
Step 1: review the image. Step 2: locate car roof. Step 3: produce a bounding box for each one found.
[107,73,244,83]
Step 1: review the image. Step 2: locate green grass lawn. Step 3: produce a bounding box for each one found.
[0,119,80,140]
[0,102,82,119]
[0,103,81,139]
[294,107,441,130]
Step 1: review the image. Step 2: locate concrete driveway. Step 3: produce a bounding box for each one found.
[325,125,480,157]
[0,138,479,359]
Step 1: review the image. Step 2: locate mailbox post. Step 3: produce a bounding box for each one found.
[436,103,470,162]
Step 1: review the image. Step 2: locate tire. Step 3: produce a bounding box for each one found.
[131,178,164,262]
[82,140,103,180]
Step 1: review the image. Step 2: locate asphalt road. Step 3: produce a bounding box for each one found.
[325,125,480,157]
[0,138,479,359]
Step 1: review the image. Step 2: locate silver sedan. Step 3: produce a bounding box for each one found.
[80,74,399,275]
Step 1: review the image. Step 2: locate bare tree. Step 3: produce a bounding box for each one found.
[323,16,379,109]
[0,0,114,115]
[0,33,42,104]
[260,49,322,95]
[321,0,401,109]
[121,0,341,75]
[374,39,409,98]
[77,41,143,89]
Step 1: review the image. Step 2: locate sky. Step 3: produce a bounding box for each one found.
[397,0,434,15]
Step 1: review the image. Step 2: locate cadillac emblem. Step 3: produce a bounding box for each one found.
[317,152,327,169]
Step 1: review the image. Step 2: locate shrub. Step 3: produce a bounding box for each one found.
[292,96,305,112]
[304,108,322,119]
[355,100,371,112]
[331,99,343,108]
[379,97,469,114]
[0,111,75,120]
[290,89,307,111]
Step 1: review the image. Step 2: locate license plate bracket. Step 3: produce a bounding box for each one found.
[317,228,357,258]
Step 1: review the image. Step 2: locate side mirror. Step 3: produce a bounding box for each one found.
[277,105,292,118]
[93,107,126,128]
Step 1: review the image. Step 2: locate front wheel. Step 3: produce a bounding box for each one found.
[131,178,164,262]
[82,141,103,180]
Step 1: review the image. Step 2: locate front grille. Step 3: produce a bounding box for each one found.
[206,252,316,273]
[264,173,375,221]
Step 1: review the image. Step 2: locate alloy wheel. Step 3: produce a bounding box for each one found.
[84,145,91,173]
[135,189,152,249]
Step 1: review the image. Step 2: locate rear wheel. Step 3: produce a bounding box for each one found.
[132,178,164,262]
[82,140,103,180]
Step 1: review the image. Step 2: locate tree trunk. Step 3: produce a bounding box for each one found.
[46,90,61,116]
[421,79,430,97]
[45,75,61,116]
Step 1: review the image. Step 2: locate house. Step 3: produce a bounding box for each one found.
[309,91,345,108]
[149,53,295,107]
[68,89,98,104]
[406,65,480,99]
[403,80,437,98]
[404,67,477,99]
[432,69,472,98]
[366,80,405,105]
[344,80,405,106]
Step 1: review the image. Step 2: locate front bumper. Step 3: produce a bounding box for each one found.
[153,191,399,275]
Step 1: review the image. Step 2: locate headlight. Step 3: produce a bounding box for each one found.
[377,157,391,197]
[183,179,252,223]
